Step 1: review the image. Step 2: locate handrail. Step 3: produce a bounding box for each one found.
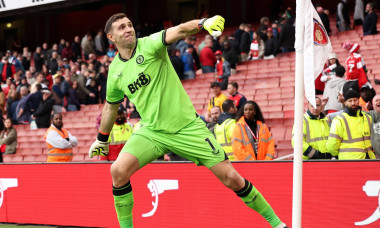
[274,154,294,161]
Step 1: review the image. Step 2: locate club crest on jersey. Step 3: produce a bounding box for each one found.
[128,72,151,94]
[136,55,144,64]
[313,18,328,46]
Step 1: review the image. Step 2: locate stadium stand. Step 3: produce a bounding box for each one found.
[2,13,380,163]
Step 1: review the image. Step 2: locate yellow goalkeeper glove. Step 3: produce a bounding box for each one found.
[199,15,225,37]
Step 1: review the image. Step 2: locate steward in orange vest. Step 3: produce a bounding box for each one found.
[44,113,78,162]
[231,101,275,160]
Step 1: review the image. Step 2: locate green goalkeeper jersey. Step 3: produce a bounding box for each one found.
[106,30,196,133]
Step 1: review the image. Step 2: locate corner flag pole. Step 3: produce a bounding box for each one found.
[293,0,305,227]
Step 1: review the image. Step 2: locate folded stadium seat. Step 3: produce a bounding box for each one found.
[276,140,293,151]
[284,117,294,127]
[276,149,294,159]
[268,93,281,100]
[256,87,282,95]
[185,87,200,94]
[2,155,12,163]
[284,110,295,119]
[267,99,283,106]
[193,104,204,110]
[255,80,280,89]
[19,148,43,155]
[263,72,282,78]
[365,39,379,46]
[192,98,207,105]
[72,154,84,162]
[64,110,85,117]
[80,105,90,112]
[34,129,48,136]
[337,29,359,38]
[34,154,47,162]
[232,79,246,86]
[75,133,96,141]
[188,93,197,100]
[362,35,375,41]
[260,105,282,113]
[361,44,379,50]
[71,128,92,136]
[10,154,23,162]
[269,126,286,142]
[23,155,36,162]
[371,67,380,75]
[284,126,293,140]
[280,80,295,88]
[266,118,283,127]
[373,84,380,93]
[236,64,248,71]
[253,93,267,101]
[196,92,209,99]
[76,140,86,147]
[283,104,295,112]
[242,90,255,99]
[68,122,96,129]
[19,141,44,149]
[77,146,89,155]
[71,116,90,123]
[281,92,294,99]
[242,83,256,91]
[269,112,284,119]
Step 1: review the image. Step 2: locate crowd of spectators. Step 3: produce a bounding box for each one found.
[0,30,117,128]
[167,5,299,87]
[1,2,380,162]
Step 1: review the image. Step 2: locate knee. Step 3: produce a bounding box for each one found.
[111,162,132,187]
[224,170,245,191]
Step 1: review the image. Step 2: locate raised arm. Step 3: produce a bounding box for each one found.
[165,15,225,45]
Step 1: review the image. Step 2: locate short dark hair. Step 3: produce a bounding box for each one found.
[104,13,127,34]
[222,99,235,113]
[334,65,346,77]
[228,81,238,90]
[36,83,42,91]
[211,82,221,88]
[50,113,62,120]
[368,2,374,8]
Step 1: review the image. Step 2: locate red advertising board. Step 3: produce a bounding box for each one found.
[0,161,380,228]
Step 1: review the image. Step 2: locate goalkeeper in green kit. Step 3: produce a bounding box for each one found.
[89,13,288,228]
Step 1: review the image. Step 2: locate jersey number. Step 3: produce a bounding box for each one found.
[205,138,220,155]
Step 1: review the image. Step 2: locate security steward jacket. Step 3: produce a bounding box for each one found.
[214,112,236,160]
[104,122,133,161]
[232,116,275,160]
[45,125,78,162]
[292,110,332,160]
[326,108,376,159]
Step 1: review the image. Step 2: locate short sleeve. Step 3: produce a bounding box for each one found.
[106,78,124,104]
[142,30,168,57]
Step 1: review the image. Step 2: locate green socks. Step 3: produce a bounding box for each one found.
[235,179,282,228]
[113,181,134,228]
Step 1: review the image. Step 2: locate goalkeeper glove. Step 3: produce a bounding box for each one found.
[198,15,225,37]
[88,132,109,158]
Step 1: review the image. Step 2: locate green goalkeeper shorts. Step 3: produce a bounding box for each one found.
[120,117,227,168]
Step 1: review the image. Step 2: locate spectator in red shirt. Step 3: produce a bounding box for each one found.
[200,38,216,73]
[227,81,247,110]
[0,57,16,83]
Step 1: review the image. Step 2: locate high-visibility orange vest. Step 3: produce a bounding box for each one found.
[44,126,73,162]
[232,117,275,160]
